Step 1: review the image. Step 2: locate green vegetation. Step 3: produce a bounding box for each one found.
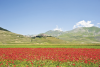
[1,26,100,45]
[0,30,31,44]
[31,37,66,44]
[45,26,100,44]
[0,27,10,32]
[0,60,99,67]
[0,27,67,44]
[0,45,100,48]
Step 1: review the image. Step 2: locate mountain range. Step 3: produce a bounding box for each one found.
[0,26,100,45]
[44,26,100,44]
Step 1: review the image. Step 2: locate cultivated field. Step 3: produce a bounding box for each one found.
[0,45,100,48]
[0,45,100,67]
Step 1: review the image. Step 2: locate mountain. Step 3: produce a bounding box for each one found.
[1,26,100,45]
[45,30,66,37]
[0,27,66,44]
[59,26,100,44]
[70,26,100,34]
[44,26,100,44]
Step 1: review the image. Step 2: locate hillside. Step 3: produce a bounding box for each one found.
[0,27,10,32]
[59,27,100,44]
[31,36,67,44]
[0,27,31,44]
[45,26,100,44]
[1,26,100,45]
[0,27,66,44]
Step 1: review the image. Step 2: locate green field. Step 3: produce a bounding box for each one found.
[0,45,100,48]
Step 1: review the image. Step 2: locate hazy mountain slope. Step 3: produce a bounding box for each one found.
[45,30,66,37]
[58,26,100,44]
[44,26,100,44]
[70,26,100,34]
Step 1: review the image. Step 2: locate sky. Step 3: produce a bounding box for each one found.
[0,0,100,35]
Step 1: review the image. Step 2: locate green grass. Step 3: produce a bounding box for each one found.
[0,59,99,67]
[0,45,100,48]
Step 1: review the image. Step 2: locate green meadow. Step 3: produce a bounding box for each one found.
[0,45,100,48]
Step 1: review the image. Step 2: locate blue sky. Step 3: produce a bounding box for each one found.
[0,0,100,35]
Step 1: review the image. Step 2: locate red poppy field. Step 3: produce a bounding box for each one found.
[0,48,100,67]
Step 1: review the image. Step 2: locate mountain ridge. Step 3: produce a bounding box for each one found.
[44,26,100,44]
[1,26,100,44]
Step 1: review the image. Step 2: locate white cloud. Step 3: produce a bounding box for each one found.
[73,20,94,29]
[53,25,63,31]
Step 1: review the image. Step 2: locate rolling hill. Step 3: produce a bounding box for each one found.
[1,26,100,45]
[0,27,31,44]
[0,27,67,44]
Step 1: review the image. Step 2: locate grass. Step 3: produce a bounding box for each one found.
[0,59,99,67]
[0,29,67,44]
[0,45,100,48]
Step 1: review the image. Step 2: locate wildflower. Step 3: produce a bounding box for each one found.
[13,65,16,67]
[41,64,42,66]
[72,63,75,66]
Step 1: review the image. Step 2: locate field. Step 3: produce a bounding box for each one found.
[0,45,100,48]
[0,45,100,67]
